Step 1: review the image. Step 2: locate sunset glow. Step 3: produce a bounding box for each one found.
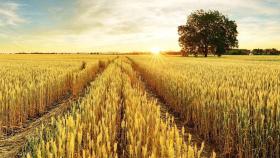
[0,0,279,53]
[151,47,161,55]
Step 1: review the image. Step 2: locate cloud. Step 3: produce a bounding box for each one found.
[57,0,278,50]
[0,2,26,26]
[1,0,280,52]
[65,0,280,35]
[237,16,280,49]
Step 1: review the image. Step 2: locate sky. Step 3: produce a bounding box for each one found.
[0,0,279,53]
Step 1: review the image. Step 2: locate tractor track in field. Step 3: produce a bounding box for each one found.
[116,69,128,158]
[0,66,105,158]
[129,59,219,158]
[144,86,217,157]
[0,95,75,158]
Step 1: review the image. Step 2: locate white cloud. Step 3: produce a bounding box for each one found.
[0,2,26,26]
[2,0,280,52]
[58,0,279,50]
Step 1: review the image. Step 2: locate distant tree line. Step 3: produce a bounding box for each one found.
[224,48,280,55]
[163,49,280,56]
[225,49,250,55]
[250,48,280,55]
[14,52,103,55]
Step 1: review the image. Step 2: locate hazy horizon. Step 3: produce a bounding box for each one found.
[0,0,280,53]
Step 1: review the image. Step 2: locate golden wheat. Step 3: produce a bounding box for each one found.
[0,55,107,135]
[21,58,206,158]
[22,61,121,158]
[130,55,280,157]
[118,58,210,158]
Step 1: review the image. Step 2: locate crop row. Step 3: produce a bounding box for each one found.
[130,56,280,157]
[0,60,103,135]
[22,58,211,158]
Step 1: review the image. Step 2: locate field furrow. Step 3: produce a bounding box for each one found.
[20,60,122,158]
[119,58,213,158]
[0,60,108,158]
[1,54,279,158]
[18,58,206,158]
[129,55,280,157]
[129,61,216,157]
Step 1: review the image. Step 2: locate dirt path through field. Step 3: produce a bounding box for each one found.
[130,60,218,158]
[144,85,217,157]
[116,72,128,158]
[0,66,105,158]
[0,97,75,158]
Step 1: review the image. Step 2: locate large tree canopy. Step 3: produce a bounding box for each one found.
[178,10,238,57]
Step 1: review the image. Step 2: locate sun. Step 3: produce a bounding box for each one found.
[150,47,161,55]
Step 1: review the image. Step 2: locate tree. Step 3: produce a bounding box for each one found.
[251,48,280,55]
[178,10,238,57]
[252,48,263,55]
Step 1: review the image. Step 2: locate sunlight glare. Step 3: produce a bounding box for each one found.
[151,47,161,55]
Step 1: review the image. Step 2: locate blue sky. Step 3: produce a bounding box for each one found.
[0,0,279,52]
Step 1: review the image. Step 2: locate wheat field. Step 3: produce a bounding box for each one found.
[0,54,279,158]
[130,55,280,157]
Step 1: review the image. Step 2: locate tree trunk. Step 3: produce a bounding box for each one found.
[181,51,188,57]
[204,45,208,57]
